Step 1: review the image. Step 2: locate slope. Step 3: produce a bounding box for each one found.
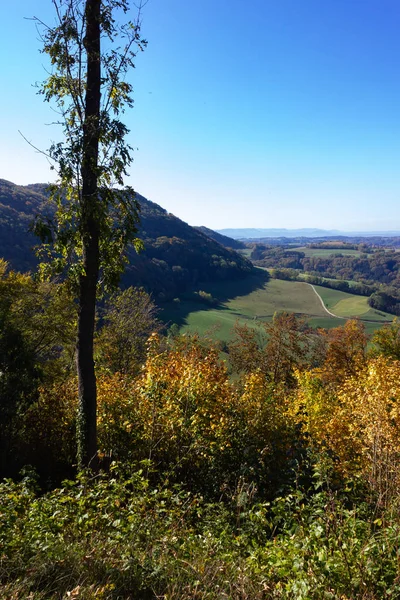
[0,180,254,300]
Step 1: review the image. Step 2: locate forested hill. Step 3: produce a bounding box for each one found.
[0,180,51,271]
[0,179,253,299]
[194,226,246,250]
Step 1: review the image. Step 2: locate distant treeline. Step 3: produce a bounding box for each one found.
[252,245,400,288]
[308,241,373,252]
[247,235,400,247]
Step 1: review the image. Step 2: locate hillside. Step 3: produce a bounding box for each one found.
[194,226,246,250]
[0,180,52,271]
[0,180,253,299]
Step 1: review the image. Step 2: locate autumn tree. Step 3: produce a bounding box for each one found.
[95,287,161,375]
[228,321,267,375]
[320,319,367,384]
[371,318,400,361]
[34,0,146,467]
[0,261,76,476]
[229,312,314,386]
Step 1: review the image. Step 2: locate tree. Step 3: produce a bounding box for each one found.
[371,318,400,360]
[96,287,161,375]
[320,319,367,384]
[0,261,75,477]
[34,0,146,467]
[229,312,314,386]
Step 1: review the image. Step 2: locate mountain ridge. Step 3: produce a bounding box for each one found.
[0,179,253,300]
[218,227,400,239]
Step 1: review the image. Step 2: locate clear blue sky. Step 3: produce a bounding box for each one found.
[1,0,400,231]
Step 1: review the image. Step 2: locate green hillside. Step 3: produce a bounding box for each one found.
[162,274,393,341]
[313,285,392,320]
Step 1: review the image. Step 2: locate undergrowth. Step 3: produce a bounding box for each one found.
[1,462,400,599]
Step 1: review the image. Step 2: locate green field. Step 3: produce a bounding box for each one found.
[312,286,356,310]
[313,285,392,322]
[296,247,362,257]
[161,273,393,342]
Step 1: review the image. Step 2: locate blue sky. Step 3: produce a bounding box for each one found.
[1,0,400,231]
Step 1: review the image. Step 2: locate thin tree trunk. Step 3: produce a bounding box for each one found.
[76,0,101,469]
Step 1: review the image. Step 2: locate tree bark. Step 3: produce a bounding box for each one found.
[76,0,101,469]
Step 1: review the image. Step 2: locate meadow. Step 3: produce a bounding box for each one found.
[296,246,362,257]
[161,271,393,341]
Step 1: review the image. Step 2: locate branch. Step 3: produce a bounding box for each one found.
[18,130,59,173]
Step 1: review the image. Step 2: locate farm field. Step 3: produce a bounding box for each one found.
[313,285,392,321]
[161,272,393,342]
[296,246,362,257]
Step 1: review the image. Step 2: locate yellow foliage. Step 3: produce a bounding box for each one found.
[293,357,400,499]
[238,371,294,471]
[96,373,143,455]
[292,369,363,475]
[133,337,235,462]
[339,357,400,500]
[239,371,288,439]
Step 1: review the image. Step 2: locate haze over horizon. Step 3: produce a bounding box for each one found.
[1,1,400,232]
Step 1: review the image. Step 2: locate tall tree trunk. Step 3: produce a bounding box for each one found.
[76,0,101,469]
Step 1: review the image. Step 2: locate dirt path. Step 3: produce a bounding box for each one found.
[306,283,345,319]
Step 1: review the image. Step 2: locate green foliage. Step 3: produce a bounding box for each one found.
[33,1,146,291]
[0,264,76,377]
[193,289,219,306]
[371,317,400,360]
[0,311,39,476]
[2,465,400,599]
[95,287,162,374]
[369,291,400,315]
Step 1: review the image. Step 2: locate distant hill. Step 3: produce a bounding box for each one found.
[0,179,52,271]
[0,180,253,300]
[218,228,400,240]
[194,226,246,250]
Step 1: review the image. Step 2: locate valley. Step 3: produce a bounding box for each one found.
[161,270,393,342]
[1,178,397,345]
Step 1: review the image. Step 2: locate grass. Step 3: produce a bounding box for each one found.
[161,272,394,344]
[161,274,340,341]
[179,278,333,340]
[308,285,350,309]
[237,247,253,258]
[296,247,362,257]
[313,285,393,322]
[332,296,370,317]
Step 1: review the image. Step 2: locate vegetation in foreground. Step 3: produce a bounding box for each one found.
[3,261,400,597]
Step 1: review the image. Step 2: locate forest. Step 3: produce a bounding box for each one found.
[0,179,253,302]
[250,245,400,288]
